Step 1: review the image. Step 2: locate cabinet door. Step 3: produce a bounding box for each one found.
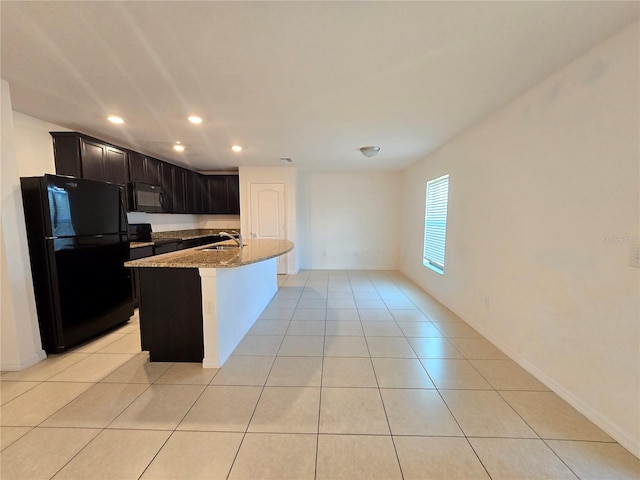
[128,152,147,183]
[226,175,240,214]
[184,171,196,213]
[194,174,206,214]
[145,157,162,186]
[104,146,128,185]
[51,133,83,178]
[79,138,106,182]
[184,171,206,214]
[207,176,228,214]
[161,163,175,213]
[173,167,187,214]
[129,153,162,186]
[206,175,240,214]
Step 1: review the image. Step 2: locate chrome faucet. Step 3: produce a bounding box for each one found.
[219,230,243,247]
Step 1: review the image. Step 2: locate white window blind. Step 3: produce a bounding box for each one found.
[423,174,449,274]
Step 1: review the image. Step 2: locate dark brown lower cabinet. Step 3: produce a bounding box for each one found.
[129,245,154,308]
[137,268,204,362]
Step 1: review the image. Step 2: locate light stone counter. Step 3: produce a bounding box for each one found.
[151,228,231,241]
[130,241,154,249]
[125,239,293,269]
[126,239,294,368]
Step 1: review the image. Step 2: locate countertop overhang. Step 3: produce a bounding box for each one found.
[124,239,293,269]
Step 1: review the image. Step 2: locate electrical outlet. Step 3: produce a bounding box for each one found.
[204,301,213,313]
[630,245,640,268]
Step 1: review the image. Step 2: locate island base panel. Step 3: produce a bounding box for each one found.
[200,258,278,368]
[138,268,204,362]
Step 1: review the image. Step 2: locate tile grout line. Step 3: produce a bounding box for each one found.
[370,314,404,480]
[313,273,328,480]
[366,269,406,480]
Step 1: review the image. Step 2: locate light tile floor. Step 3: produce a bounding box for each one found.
[1,270,639,479]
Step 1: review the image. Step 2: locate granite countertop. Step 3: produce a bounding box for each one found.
[151,228,236,241]
[125,239,293,269]
[130,241,154,248]
[130,229,238,249]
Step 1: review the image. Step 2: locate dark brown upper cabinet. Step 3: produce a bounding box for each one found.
[129,151,164,186]
[51,132,128,186]
[185,171,207,214]
[195,174,207,214]
[206,175,240,215]
[128,152,147,183]
[146,157,162,187]
[160,162,175,213]
[51,131,239,215]
[173,167,187,214]
[226,175,240,215]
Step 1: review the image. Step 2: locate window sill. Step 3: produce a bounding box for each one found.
[423,261,444,275]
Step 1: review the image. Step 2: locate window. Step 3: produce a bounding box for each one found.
[423,174,449,274]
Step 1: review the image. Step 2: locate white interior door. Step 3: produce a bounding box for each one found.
[250,183,286,274]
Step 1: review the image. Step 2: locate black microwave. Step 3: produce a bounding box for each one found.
[128,182,166,213]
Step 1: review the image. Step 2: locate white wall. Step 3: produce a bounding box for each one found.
[401,23,639,455]
[239,166,298,273]
[298,171,402,270]
[1,84,47,370]
[198,215,241,230]
[12,112,67,176]
[126,212,240,232]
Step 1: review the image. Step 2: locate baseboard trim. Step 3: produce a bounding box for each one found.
[1,349,47,372]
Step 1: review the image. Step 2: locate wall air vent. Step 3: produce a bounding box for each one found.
[280,157,293,163]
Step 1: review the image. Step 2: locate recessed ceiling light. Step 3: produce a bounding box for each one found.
[231,145,242,153]
[188,115,202,124]
[108,115,124,124]
[173,143,185,152]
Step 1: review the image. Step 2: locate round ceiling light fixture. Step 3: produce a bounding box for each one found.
[107,115,124,124]
[231,145,243,153]
[188,115,202,124]
[173,142,185,152]
[359,146,380,158]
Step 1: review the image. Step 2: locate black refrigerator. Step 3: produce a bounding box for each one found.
[21,174,134,353]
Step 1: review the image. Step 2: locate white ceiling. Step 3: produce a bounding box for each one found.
[2,1,638,172]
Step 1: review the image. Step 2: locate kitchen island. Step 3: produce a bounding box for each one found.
[125,239,293,367]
